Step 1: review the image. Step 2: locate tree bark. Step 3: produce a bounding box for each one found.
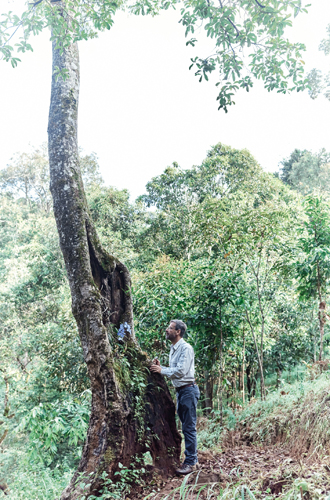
[316,261,326,362]
[318,301,326,361]
[47,13,181,500]
[246,362,256,399]
[276,367,282,389]
[203,370,213,415]
[241,332,245,404]
[217,310,224,425]
[245,310,266,400]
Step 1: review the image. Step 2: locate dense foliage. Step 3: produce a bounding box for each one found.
[0,142,330,496]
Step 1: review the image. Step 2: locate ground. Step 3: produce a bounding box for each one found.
[136,446,330,500]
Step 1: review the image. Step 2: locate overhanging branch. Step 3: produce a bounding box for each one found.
[254,0,266,8]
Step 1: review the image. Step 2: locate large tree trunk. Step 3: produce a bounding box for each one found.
[47,12,181,500]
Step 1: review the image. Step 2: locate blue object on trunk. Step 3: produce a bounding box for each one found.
[117,322,131,341]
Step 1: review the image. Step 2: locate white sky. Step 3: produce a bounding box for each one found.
[1,0,330,200]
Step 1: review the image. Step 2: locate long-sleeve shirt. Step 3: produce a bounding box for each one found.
[160,338,195,388]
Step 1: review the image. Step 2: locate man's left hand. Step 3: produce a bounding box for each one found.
[150,364,162,374]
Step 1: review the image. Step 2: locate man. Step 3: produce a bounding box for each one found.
[150,319,200,475]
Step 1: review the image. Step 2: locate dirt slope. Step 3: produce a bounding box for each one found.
[138,447,330,499]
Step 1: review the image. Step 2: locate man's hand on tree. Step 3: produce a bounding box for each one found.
[150,363,162,374]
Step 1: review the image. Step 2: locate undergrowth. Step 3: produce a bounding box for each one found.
[3,372,330,498]
[235,371,330,453]
[144,470,330,500]
[0,463,73,499]
[198,370,330,456]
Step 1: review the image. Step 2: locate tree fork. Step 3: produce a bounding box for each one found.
[47,8,181,499]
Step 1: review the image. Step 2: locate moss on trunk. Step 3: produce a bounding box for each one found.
[47,7,181,499]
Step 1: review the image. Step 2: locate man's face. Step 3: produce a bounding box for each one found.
[165,322,180,341]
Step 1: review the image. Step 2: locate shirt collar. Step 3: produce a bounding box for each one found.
[171,337,184,351]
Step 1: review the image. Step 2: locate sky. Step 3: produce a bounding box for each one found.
[1,0,330,201]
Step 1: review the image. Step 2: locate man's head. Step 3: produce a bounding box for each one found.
[165,320,187,343]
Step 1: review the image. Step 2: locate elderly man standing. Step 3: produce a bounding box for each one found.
[150,319,200,475]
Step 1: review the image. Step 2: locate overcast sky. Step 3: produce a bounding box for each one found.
[1,0,329,200]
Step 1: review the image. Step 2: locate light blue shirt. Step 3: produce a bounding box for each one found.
[160,338,195,388]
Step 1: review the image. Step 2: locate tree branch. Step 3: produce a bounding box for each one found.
[29,0,44,6]
[227,17,240,37]
[254,0,266,8]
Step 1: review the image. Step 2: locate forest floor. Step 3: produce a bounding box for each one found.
[133,375,330,500]
[137,446,330,500]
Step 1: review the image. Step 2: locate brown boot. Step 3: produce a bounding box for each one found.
[175,463,198,475]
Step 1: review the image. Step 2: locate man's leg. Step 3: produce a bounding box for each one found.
[177,385,200,466]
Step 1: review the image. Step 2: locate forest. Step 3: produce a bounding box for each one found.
[1,0,330,499]
[1,142,330,498]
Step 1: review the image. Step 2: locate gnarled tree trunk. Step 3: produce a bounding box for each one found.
[47,11,181,500]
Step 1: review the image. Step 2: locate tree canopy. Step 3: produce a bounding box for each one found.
[1,0,309,110]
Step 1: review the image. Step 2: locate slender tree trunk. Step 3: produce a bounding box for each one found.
[0,373,13,449]
[318,301,326,361]
[311,309,317,363]
[203,370,213,415]
[238,365,242,394]
[241,332,245,404]
[246,364,251,399]
[245,310,266,400]
[231,369,237,408]
[276,367,282,389]
[218,308,224,425]
[251,375,256,398]
[47,14,180,500]
[316,263,326,362]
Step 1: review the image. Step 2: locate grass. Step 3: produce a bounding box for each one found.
[144,467,330,500]
[143,473,330,500]
[197,369,330,456]
[143,473,259,500]
[234,370,330,454]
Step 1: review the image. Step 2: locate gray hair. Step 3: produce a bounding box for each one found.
[170,319,187,338]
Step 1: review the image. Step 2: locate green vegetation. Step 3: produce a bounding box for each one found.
[1,141,330,497]
[308,23,330,102]
[0,0,322,496]
[1,0,309,112]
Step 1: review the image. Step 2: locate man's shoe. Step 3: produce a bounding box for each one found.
[175,463,198,475]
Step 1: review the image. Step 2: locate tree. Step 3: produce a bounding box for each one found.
[139,144,263,260]
[0,144,51,211]
[296,195,330,361]
[308,24,330,101]
[2,0,308,111]
[47,14,181,500]
[191,172,300,399]
[279,149,330,194]
[0,144,106,212]
[0,0,312,496]
[279,148,308,186]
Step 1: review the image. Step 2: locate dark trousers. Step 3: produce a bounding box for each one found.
[176,384,200,465]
